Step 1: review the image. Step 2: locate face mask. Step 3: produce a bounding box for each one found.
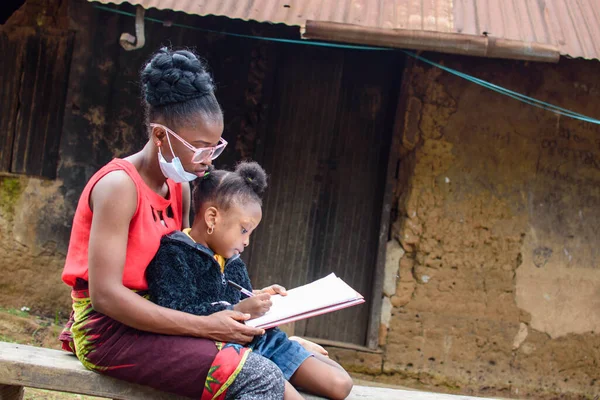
[157,133,198,183]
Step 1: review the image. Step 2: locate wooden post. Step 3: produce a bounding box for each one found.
[304,20,560,63]
[0,384,24,400]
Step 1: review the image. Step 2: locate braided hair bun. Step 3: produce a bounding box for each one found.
[141,48,215,107]
[193,161,268,213]
[236,162,267,196]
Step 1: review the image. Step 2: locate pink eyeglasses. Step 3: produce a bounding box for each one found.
[150,123,228,164]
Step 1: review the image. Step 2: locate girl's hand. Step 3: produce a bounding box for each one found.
[233,293,272,318]
[254,284,287,296]
[289,336,329,357]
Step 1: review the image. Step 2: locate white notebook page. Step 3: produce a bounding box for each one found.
[246,273,361,328]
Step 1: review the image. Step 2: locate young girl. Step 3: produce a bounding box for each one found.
[146,161,353,400]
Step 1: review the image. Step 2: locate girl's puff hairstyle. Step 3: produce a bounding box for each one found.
[192,161,268,212]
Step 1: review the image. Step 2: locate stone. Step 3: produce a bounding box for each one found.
[383,240,404,297]
[512,323,529,350]
[521,343,536,355]
[391,282,416,307]
[380,296,392,328]
[398,217,422,251]
[399,257,416,282]
[378,323,388,346]
[519,309,532,324]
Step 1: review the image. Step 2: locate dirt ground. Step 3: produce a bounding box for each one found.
[0,308,104,400]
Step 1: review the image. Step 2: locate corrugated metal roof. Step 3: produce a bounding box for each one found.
[453,0,600,61]
[89,0,600,60]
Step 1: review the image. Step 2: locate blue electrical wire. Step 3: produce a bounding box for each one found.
[94,4,600,125]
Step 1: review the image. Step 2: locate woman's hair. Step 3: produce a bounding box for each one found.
[193,161,268,212]
[141,47,223,129]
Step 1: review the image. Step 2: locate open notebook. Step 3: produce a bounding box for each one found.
[246,273,365,329]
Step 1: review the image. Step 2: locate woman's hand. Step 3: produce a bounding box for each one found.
[204,310,265,344]
[253,284,287,296]
[233,293,272,318]
[289,336,329,357]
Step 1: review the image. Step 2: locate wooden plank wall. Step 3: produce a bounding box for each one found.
[0,26,73,179]
[246,44,402,345]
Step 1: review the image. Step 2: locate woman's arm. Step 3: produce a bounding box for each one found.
[87,171,263,343]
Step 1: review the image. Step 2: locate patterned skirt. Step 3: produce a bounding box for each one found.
[59,282,250,399]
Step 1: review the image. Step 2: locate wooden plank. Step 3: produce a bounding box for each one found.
[0,27,30,172]
[246,45,403,346]
[365,134,397,348]
[0,384,24,400]
[300,49,402,345]
[0,343,187,400]
[244,43,345,339]
[246,43,342,288]
[242,41,279,270]
[365,60,406,349]
[11,30,74,178]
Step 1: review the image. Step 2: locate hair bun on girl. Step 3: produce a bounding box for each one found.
[236,161,267,195]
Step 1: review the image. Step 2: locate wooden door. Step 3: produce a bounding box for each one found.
[245,44,402,345]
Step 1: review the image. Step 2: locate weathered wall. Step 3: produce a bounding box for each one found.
[372,55,600,399]
[0,0,74,316]
[0,0,288,316]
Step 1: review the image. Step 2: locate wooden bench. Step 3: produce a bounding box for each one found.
[0,342,497,400]
[0,342,188,400]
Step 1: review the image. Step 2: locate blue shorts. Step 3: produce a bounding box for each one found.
[250,328,312,380]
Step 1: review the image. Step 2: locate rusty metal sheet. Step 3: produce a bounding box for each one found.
[88,0,599,59]
[454,0,600,61]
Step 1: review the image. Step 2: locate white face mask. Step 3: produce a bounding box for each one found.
[157,134,198,183]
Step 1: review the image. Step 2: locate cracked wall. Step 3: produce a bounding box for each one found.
[377,55,600,399]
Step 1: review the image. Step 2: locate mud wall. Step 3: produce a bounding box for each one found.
[376,55,600,399]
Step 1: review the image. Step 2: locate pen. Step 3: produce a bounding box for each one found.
[228,280,254,297]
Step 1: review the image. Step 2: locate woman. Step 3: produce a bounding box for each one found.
[59,48,286,399]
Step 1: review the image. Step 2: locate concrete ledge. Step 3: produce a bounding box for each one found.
[303,386,499,400]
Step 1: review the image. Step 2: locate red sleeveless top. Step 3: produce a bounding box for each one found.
[62,159,183,290]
